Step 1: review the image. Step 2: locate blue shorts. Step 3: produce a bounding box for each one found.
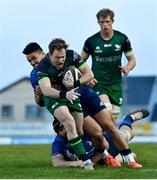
[77,85,106,117]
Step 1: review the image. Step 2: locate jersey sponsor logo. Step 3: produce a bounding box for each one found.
[95,55,121,62]
[96,46,100,49]
[104,44,112,47]
[115,44,121,51]
[94,46,102,53]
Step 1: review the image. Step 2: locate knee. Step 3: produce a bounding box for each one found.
[77,129,84,137]
[57,112,76,131]
[99,110,114,131]
[92,130,103,141]
[105,123,115,133]
[112,105,120,121]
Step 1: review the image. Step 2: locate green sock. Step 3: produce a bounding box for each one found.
[69,136,86,158]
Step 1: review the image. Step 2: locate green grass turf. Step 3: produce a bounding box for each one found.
[0,143,157,179]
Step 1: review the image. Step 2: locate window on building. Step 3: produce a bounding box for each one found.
[25,105,43,119]
[1,105,13,119]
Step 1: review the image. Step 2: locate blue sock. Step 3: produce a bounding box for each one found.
[120,148,132,156]
[119,116,133,129]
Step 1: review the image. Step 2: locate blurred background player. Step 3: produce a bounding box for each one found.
[81,8,136,121]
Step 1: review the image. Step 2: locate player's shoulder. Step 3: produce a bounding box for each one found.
[37,54,51,70]
[30,68,36,77]
[53,135,66,144]
[66,49,81,63]
[86,32,100,41]
[66,49,74,57]
[113,30,127,38]
[30,68,37,79]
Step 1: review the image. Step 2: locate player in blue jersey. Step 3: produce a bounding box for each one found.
[52,109,149,167]
[22,42,46,107]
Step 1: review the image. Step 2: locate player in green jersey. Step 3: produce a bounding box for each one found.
[36,38,94,170]
[81,8,136,120]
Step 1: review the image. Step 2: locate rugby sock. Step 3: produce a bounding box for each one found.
[119,116,133,129]
[102,149,109,158]
[120,148,132,156]
[96,148,109,158]
[120,148,135,163]
[69,136,87,161]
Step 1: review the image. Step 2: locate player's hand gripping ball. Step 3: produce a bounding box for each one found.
[62,66,82,90]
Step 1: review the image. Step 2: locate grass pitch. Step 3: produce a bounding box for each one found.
[0,143,157,179]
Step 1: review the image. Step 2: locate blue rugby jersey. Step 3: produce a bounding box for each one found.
[52,134,96,160]
[52,133,119,159]
[30,68,38,90]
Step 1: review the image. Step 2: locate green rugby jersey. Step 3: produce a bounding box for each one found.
[36,50,85,112]
[37,50,85,86]
[83,30,133,85]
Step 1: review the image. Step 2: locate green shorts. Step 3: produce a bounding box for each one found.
[93,83,122,107]
[42,96,82,115]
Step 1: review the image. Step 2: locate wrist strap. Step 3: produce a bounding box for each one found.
[74,80,81,88]
[59,90,67,98]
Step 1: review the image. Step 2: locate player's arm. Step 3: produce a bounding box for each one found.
[120,36,136,75]
[81,38,91,61]
[38,77,60,98]
[78,62,94,86]
[52,154,84,168]
[81,50,90,61]
[39,77,80,104]
[126,53,136,72]
[120,53,136,75]
[34,86,44,107]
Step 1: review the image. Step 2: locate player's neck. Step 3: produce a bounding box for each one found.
[101,30,113,41]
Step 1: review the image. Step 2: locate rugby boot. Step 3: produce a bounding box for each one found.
[83,159,94,170]
[128,161,142,168]
[129,109,149,121]
[104,154,121,167]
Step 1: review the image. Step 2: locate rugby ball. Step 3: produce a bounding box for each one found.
[62,66,82,89]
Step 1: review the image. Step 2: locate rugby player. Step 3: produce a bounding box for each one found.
[81,8,136,120]
[23,41,94,170]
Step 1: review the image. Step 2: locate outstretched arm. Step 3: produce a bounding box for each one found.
[52,154,84,168]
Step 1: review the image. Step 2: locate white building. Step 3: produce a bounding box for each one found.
[0,77,52,137]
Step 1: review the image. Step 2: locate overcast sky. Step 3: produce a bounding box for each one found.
[0,0,157,89]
